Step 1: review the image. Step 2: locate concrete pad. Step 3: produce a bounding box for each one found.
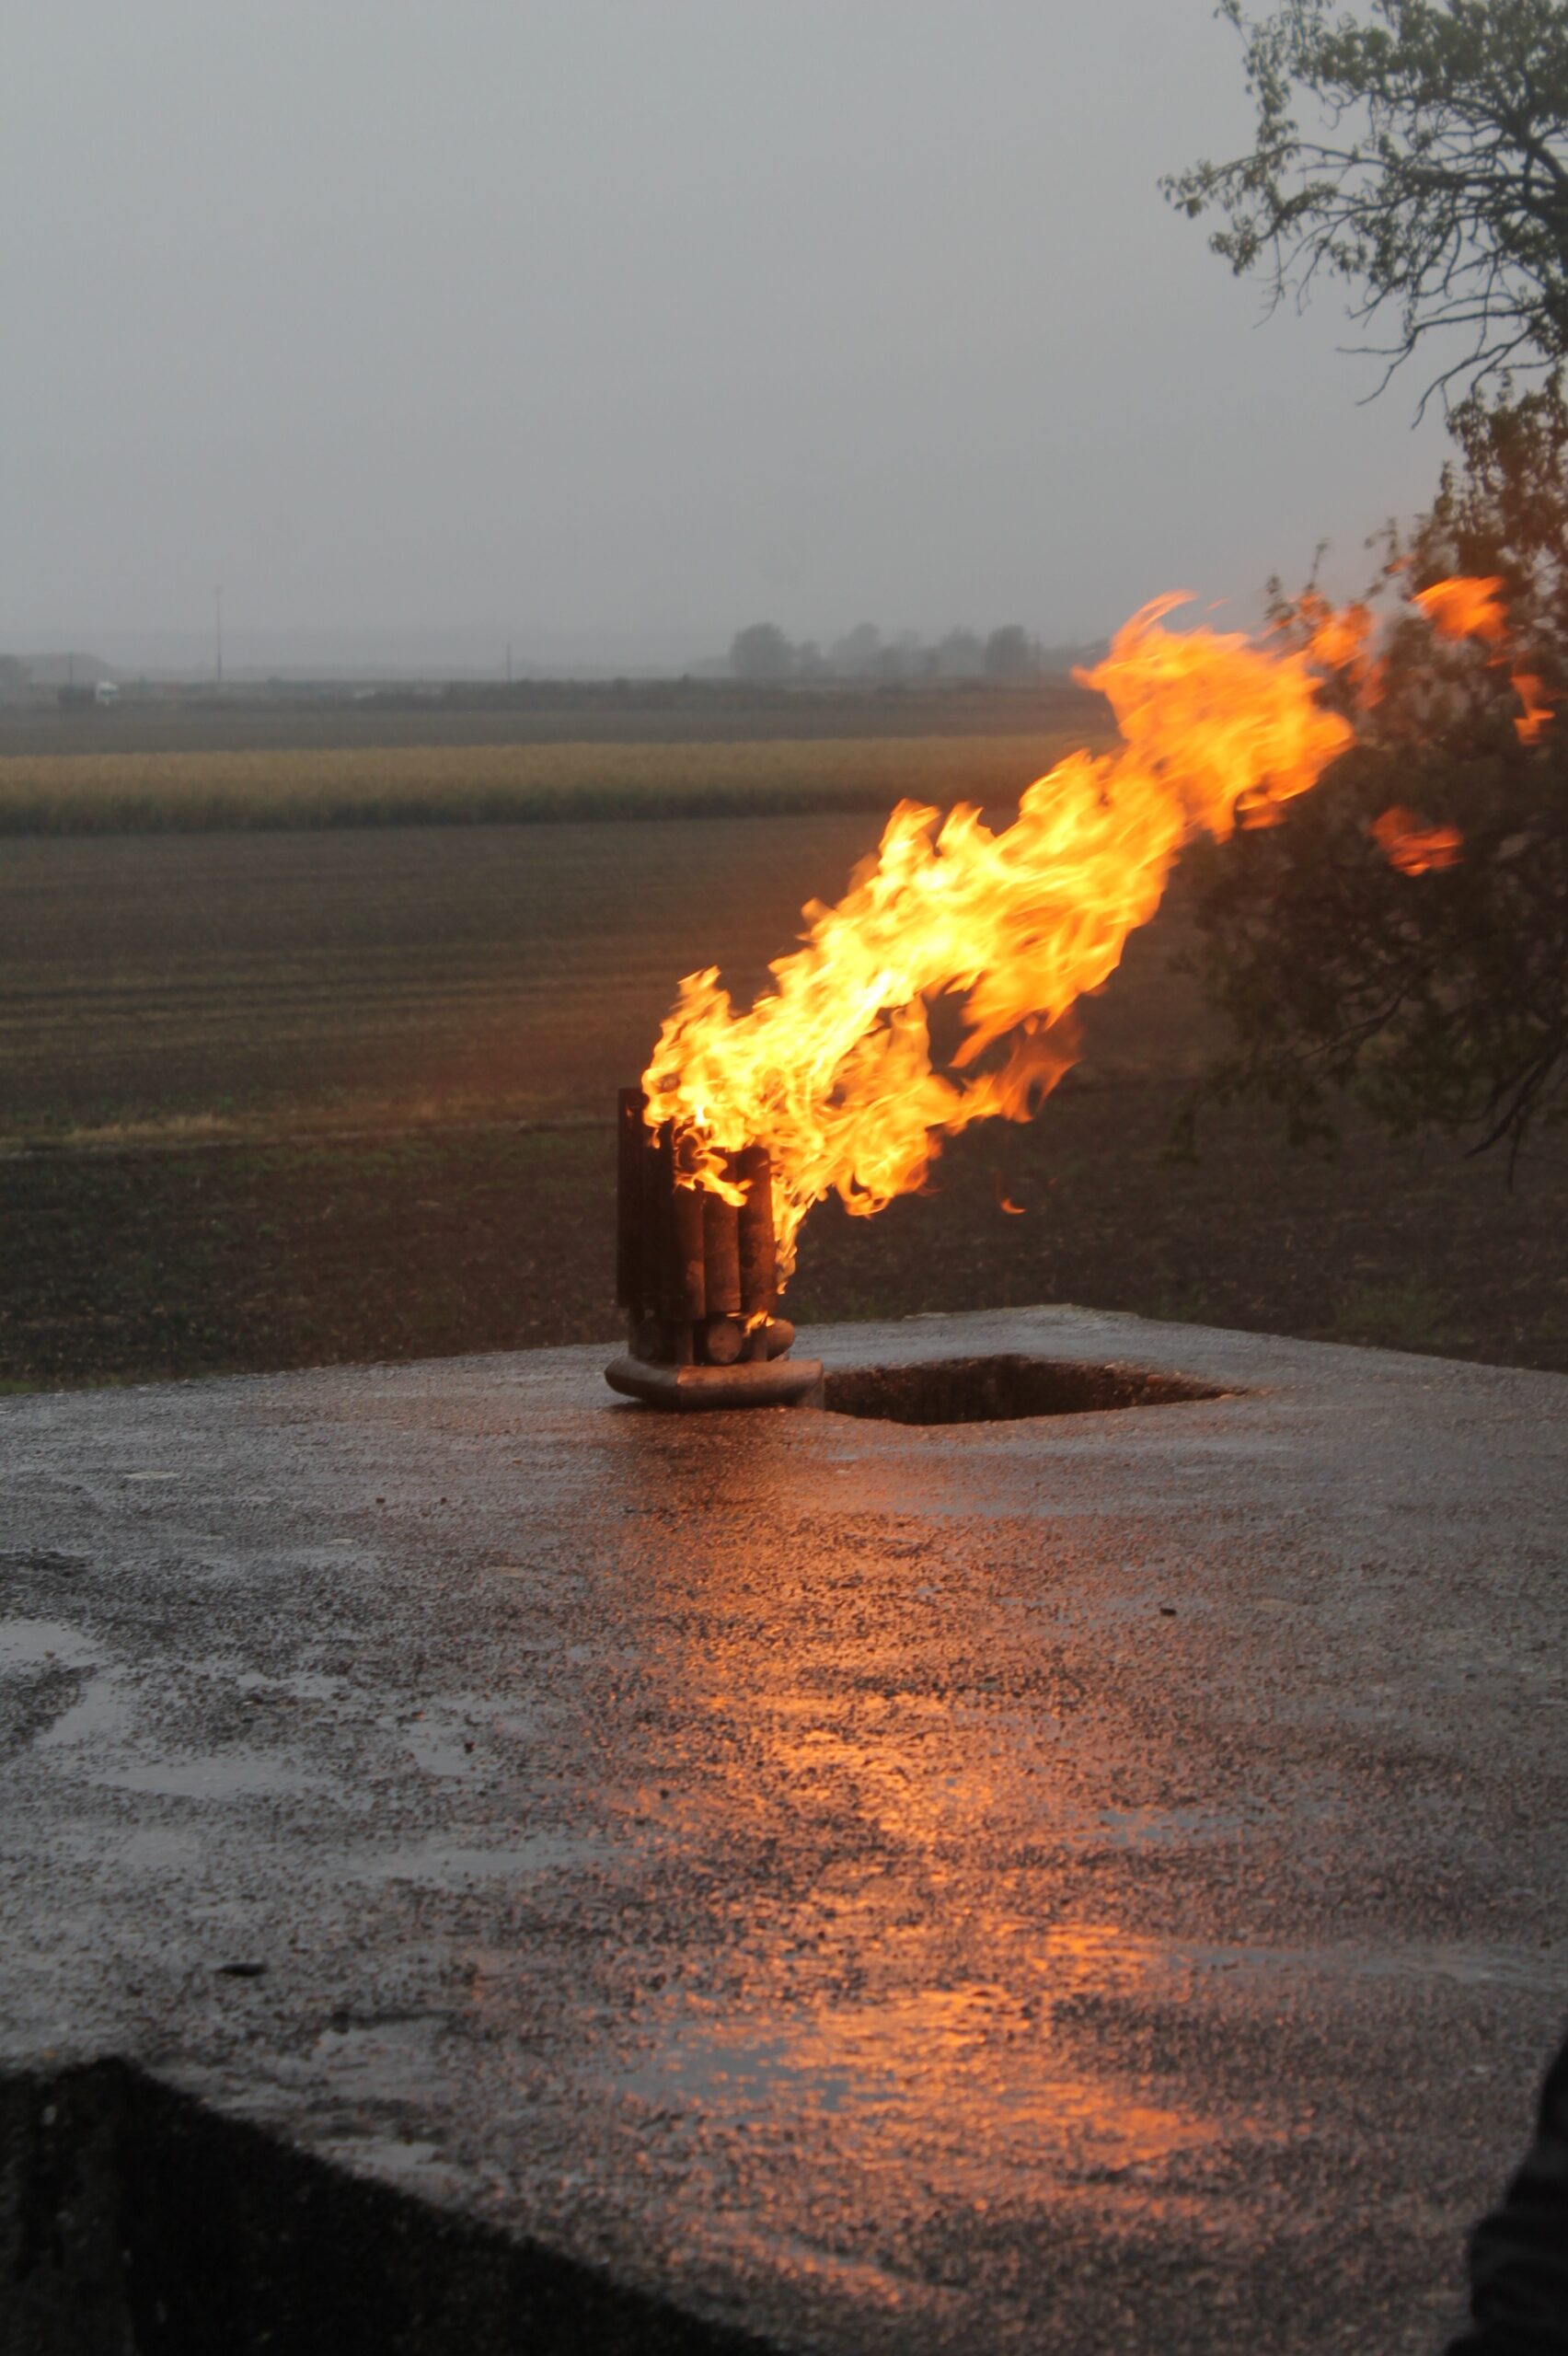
[3,1305,1567,2352]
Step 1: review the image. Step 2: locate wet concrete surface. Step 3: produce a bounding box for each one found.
[3,1304,1566,2352]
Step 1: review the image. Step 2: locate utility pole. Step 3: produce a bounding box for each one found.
[214,586,224,686]
[505,640,513,686]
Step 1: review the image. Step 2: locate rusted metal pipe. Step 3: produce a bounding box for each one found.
[735,1142,776,1361]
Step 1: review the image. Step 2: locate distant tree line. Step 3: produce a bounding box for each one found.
[727,620,1097,687]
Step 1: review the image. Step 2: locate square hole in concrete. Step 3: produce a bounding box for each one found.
[819,1354,1226,1426]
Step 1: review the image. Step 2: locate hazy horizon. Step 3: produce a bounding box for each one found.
[0,618,1106,682]
[6,2,1456,663]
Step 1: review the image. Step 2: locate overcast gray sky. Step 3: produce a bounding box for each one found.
[4,0,1454,667]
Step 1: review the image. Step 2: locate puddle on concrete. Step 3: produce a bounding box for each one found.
[617,1981,1230,2181]
[0,1617,101,1672]
[234,1669,348,1703]
[402,1722,481,1777]
[394,1693,551,1779]
[44,1823,211,1877]
[36,1671,137,1751]
[317,2133,455,2185]
[102,1753,324,1799]
[342,1831,604,1886]
[1094,1803,1254,1851]
[1036,1923,1568,1997]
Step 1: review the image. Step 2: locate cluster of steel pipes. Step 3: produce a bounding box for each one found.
[616,1089,794,1368]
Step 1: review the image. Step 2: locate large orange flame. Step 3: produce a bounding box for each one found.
[643,572,1549,1284]
[642,595,1354,1277]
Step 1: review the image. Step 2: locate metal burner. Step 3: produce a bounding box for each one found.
[605,1090,823,1410]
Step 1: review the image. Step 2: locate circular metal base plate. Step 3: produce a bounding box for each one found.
[604,1355,824,1412]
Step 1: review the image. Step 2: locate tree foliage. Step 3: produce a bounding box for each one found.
[728,622,795,684]
[1179,386,1568,1164]
[1165,1,1568,409]
[984,624,1034,678]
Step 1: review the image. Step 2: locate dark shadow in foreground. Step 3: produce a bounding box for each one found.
[0,2060,775,2356]
[1447,2029,1568,2355]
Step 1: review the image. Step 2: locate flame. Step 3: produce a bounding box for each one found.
[1369,806,1464,876]
[1413,574,1508,644]
[643,572,1546,1283]
[1513,671,1553,745]
[643,595,1354,1278]
[1300,593,1385,707]
[1412,572,1554,745]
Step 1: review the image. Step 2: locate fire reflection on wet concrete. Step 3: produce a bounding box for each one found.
[7,1311,1568,2352]
[576,1460,1275,2241]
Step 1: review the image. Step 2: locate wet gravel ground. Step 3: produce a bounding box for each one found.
[3,1306,1567,2353]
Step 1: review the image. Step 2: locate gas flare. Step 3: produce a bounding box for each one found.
[642,572,1550,1286]
[643,594,1354,1277]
